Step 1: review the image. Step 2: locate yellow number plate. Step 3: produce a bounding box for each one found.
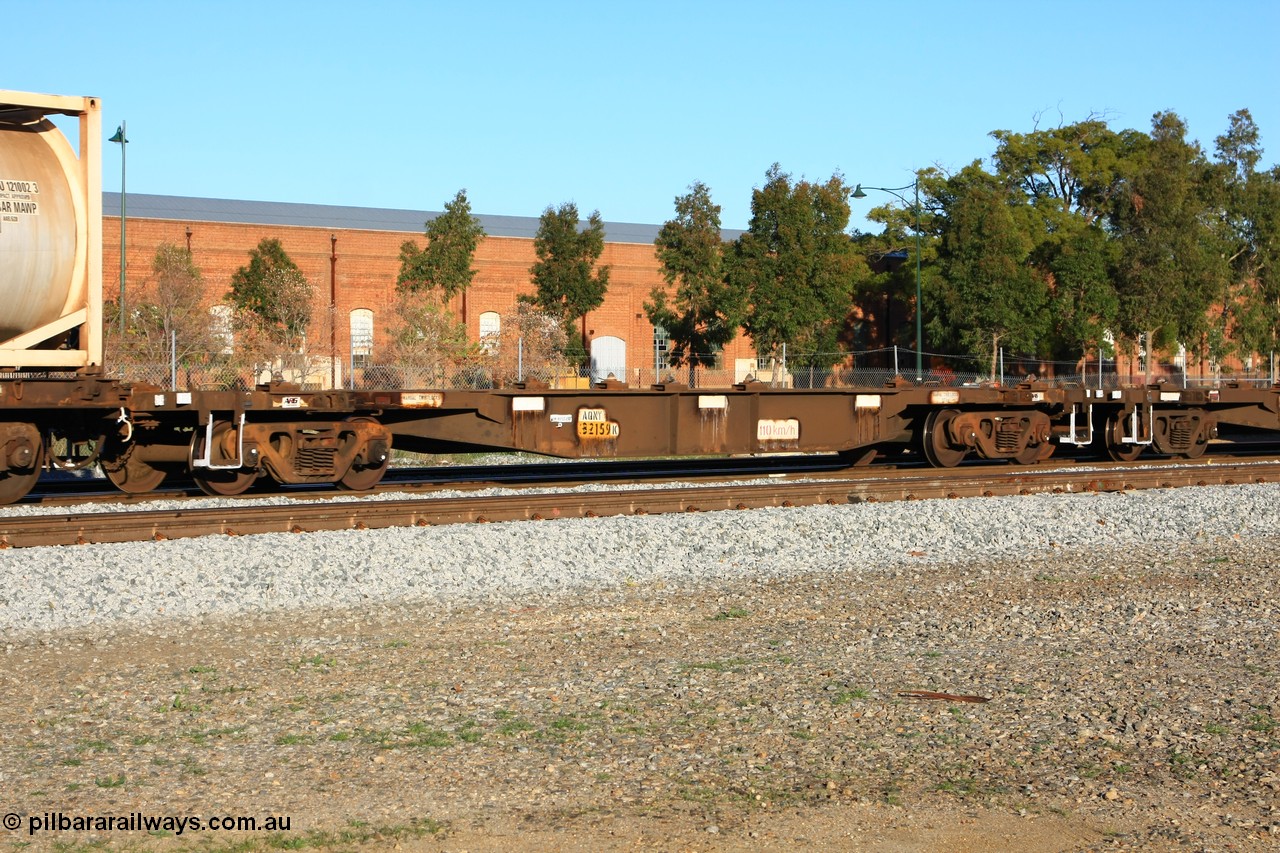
[577,408,620,439]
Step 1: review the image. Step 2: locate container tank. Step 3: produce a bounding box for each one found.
[0,111,86,341]
[0,91,101,369]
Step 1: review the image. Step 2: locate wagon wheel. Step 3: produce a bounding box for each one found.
[191,466,259,497]
[337,417,390,491]
[101,442,169,494]
[189,421,259,497]
[1013,441,1044,465]
[0,424,43,505]
[921,409,967,468]
[338,460,388,491]
[1105,415,1143,462]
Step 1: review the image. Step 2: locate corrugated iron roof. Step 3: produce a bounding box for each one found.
[102,192,668,244]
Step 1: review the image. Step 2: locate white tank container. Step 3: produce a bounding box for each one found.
[0,111,87,341]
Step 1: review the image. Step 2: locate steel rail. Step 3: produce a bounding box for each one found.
[24,438,1280,508]
[1,460,1276,550]
[23,454,857,507]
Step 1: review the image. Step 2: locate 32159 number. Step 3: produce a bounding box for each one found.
[576,408,620,439]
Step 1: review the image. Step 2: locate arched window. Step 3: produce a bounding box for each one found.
[591,335,626,381]
[210,305,234,355]
[350,308,374,367]
[479,311,500,350]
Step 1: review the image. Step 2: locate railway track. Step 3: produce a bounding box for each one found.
[2,456,1275,549]
[21,454,858,507]
[25,434,1280,508]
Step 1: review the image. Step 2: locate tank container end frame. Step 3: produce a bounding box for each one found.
[0,90,103,370]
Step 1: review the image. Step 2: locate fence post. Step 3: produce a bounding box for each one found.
[518,336,524,383]
[170,329,177,390]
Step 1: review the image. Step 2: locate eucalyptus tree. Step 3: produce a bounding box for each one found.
[226,237,306,339]
[1110,112,1224,377]
[987,119,1137,367]
[1212,110,1280,369]
[529,202,610,363]
[933,164,1049,378]
[396,189,486,302]
[645,181,744,384]
[388,190,489,375]
[729,164,857,378]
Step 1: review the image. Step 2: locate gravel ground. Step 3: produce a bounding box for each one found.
[0,486,1278,850]
[2,483,1279,637]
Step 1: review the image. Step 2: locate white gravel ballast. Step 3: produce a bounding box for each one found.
[2,483,1277,638]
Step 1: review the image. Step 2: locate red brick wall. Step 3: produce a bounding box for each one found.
[103,216,757,380]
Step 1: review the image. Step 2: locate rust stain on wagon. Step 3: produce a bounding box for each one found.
[575,407,619,458]
[697,395,729,453]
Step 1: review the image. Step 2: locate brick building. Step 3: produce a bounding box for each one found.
[102,193,758,386]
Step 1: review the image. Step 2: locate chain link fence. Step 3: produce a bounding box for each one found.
[100,343,1280,393]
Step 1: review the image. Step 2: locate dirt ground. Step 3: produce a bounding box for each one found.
[2,539,1278,851]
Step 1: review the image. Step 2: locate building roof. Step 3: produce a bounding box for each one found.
[102,192,669,244]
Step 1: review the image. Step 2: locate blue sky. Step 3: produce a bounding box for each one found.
[12,0,1279,230]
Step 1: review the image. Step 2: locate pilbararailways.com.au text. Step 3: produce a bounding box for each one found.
[8,811,292,836]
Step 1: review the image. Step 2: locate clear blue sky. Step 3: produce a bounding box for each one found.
[12,0,1279,230]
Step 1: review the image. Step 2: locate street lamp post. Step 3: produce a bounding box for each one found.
[108,122,129,339]
[852,181,923,382]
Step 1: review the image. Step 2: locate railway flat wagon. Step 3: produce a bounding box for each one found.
[358,378,1264,468]
[3,88,1279,507]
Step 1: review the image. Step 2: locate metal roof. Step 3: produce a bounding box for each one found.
[102,192,667,244]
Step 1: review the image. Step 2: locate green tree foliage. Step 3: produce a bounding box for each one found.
[1043,224,1119,364]
[397,189,486,298]
[913,110,1279,379]
[1213,110,1280,364]
[645,182,744,381]
[990,117,1136,226]
[934,165,1049,376]
[987,119,1132,362]
[226,238,307,338]
[1110,112,1225,374]
[529,202,610,361]
[853,171,941,356]
[730,165,857,368]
